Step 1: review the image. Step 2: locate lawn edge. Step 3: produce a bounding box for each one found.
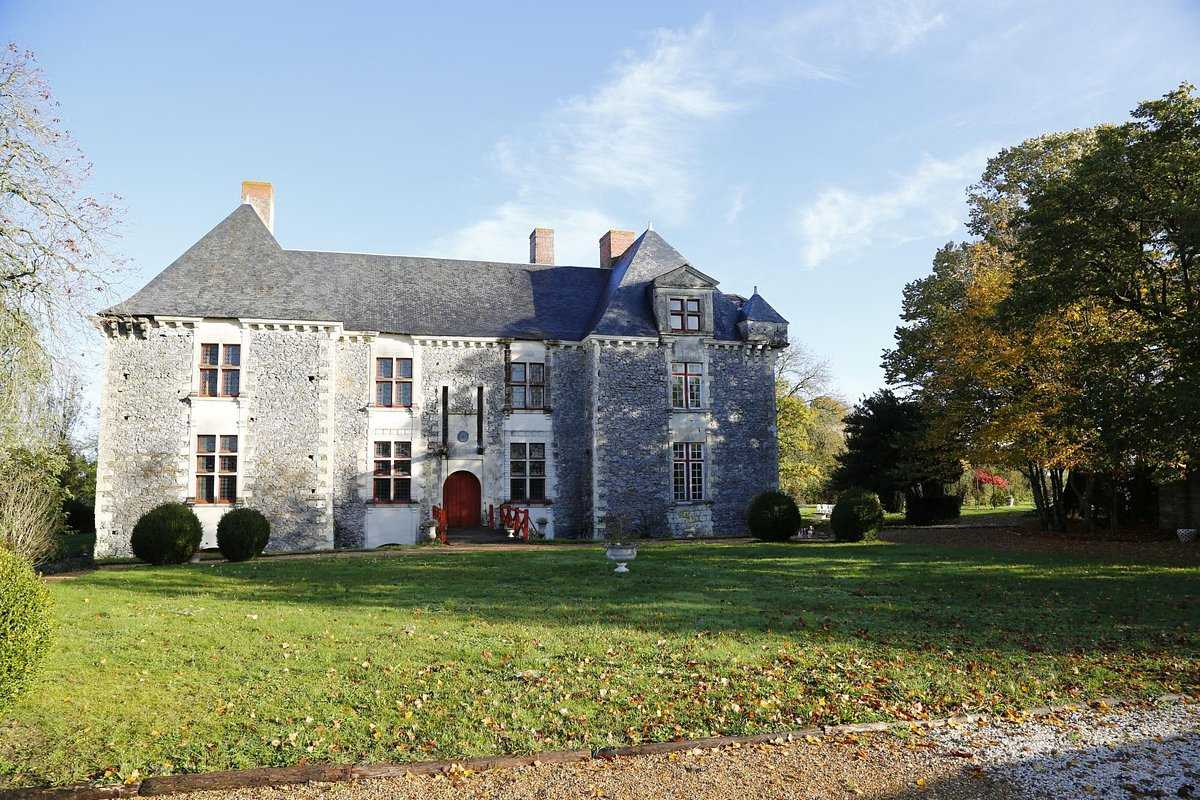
[3,693,1193,800]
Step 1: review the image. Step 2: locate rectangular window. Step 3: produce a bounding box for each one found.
[671,362,703,409]
[507,362,545,410]
[375,358,414,407]
[672,442,704,502]
[669,298,702,333]
[372,440,412,503]
[199,343,240,397]
[197,434,237,503]
[509,442,547,501]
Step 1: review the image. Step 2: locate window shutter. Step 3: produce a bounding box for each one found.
[543,352,552,410]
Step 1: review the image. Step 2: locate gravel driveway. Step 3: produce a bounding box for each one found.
[187,700,1197,800]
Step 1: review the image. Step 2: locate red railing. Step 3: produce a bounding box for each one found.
[498,503,532,541]
[430,504,448,544]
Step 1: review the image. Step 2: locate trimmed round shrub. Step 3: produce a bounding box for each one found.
[830,489,885,542]
[746,490,803,542]
[0,548,54,714]
[905,495,963,525]
[216,508,270,562]
[130,503,202,565]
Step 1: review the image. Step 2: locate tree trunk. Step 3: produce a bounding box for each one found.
[1026,463,1050,531]
[1049,468,1067,532]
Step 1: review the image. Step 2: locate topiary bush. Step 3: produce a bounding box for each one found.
[216,508,270,562]
[905,495,963,525]
[130,503,202,565]
[0,548,53,714]
[746,490,803,542]
[830,489,885,542]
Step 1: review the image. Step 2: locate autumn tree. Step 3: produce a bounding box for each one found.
[0,44,121,559]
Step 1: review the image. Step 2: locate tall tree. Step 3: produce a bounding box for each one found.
[1,45,121,559]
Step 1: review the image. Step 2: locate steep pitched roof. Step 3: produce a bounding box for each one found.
[107,205,772,342]
[740,291,789,325]
[589,230,745,340]
[107,206,609,340]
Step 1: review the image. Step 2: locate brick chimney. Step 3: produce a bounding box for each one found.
[599,229,635,267]
[241,180,274,234]
[529,228,554,265]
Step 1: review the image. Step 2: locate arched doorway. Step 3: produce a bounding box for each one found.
[443,471,481,529]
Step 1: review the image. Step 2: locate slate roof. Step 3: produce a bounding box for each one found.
[106,204,774,342]
[739,291,789,325]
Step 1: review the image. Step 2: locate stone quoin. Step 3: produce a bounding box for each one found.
[93,182,789,556]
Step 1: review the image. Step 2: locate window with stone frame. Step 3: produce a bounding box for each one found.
[672,442,704,502]
[509,442,546,501]
[375,357,413,407]
[199,343,241,397]
[507,362,545,409]
[671,362,703,409]
[372,440,412,502]
[196,434,238,503]
[668,298,702,333]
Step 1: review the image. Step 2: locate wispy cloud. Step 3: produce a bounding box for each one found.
[794,147,990,268]
[725,185,748,224]
[431,203,617,267]
[438,1,949,263]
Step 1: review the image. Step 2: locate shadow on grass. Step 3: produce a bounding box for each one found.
[85,541,1200,658]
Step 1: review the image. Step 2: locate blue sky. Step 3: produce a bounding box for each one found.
[4,0,1199,404]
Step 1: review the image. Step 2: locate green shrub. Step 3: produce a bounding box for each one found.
[905,495,963,525]
[746,491,803,542]
[831,489,885,542]
[130,503,202,565]
[216,508,270,562]
[0,548,53,714]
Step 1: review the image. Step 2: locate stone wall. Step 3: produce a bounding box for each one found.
[95,323,194,558]
[708,346,778,536]
[242,328,334,551]
[592,342,671,537]
[550,345,591,538]
[418,342,507,512]
[332,337,370,547]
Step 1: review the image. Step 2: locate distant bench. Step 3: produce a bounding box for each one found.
[813,503,833,520]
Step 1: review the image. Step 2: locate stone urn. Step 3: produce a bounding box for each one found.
[605,544,638,573]
[1178,528,1197,544]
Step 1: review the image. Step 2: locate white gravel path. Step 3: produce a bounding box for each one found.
[929,702,1200,799]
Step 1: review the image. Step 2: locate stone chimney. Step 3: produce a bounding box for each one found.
[599,229,635,267]
[529,228,554,265]
[241,180,274,234]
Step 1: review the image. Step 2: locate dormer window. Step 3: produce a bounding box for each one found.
[199,343,240,397]
[669,298,702,333]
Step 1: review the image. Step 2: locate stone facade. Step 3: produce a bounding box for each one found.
[708,345,779,536]
[591,341,673,537]
[241,328,335,552]
[95,321,194,558]
[550,344,592,538]
[331,337,371,548]
[95,322,781,554]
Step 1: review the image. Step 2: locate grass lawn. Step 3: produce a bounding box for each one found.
[2,539,1197,787]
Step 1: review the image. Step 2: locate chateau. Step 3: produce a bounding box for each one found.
[93,183,788,557]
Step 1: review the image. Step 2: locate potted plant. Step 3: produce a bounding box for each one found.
[601,512,638,573]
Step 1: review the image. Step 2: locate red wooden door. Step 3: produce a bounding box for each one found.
[443,471,481,529]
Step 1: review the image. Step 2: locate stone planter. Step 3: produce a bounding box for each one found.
[1178,528,1197,544]
[605,544,638,573]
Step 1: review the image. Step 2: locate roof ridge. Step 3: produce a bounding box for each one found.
[286,248,601,270]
